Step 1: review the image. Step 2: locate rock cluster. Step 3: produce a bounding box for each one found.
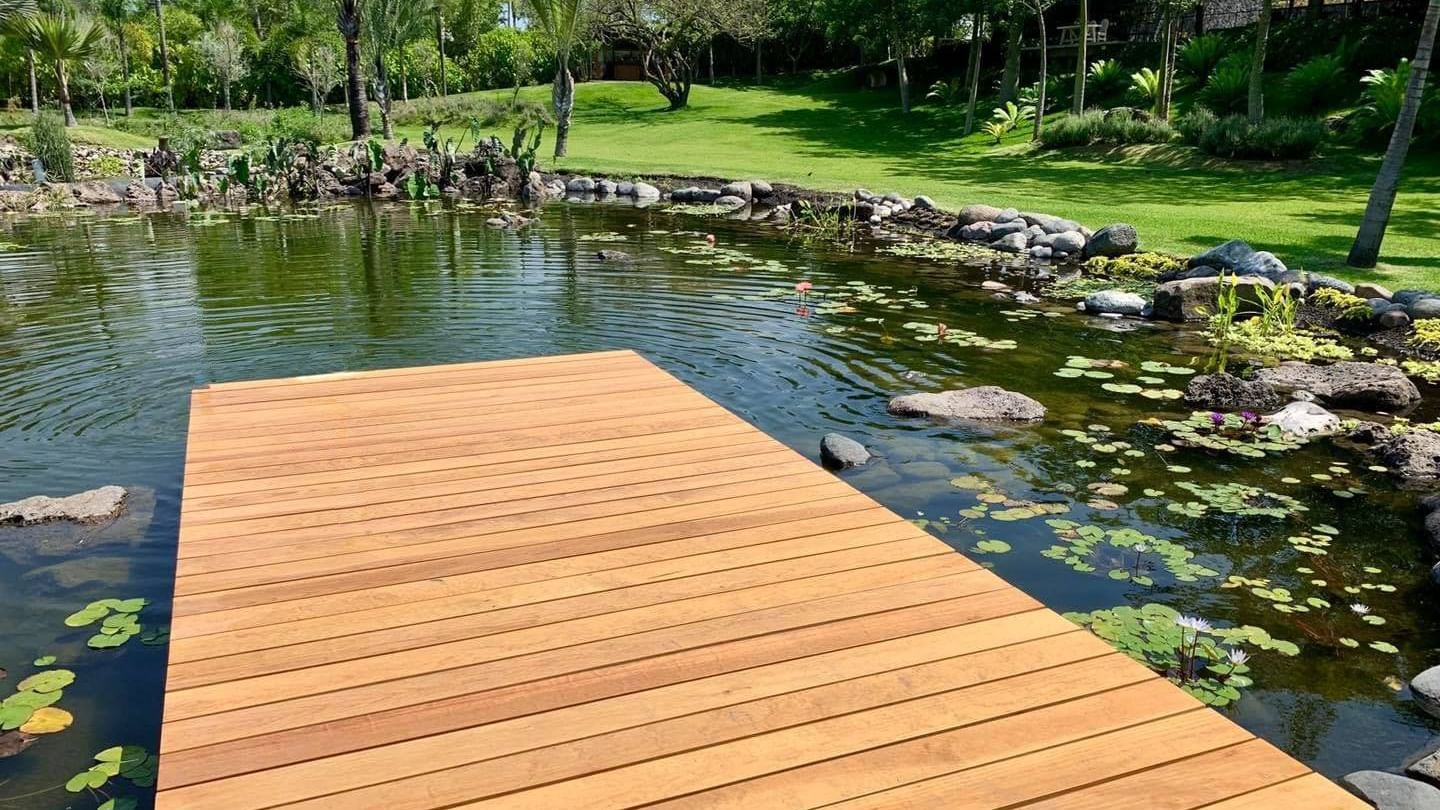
[945,205,1121,263]
[1254,361,1421,412]
[569,176,663,202]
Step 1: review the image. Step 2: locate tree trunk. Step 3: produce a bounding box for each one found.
[437,10,448,97]
[708,41,715,84]
[223,79,232,112]
[1349,0,1439,267]
[964,14,984,134]
[755,42,762,84]
[1248,0,1273,123]
[895,40,910,113]
[26,50,37,114]
[401,49,409,102]
[1157,15,1177,119]
[374,52,393,139]
[999,19,1022,103]
[119,27,132,116]
[553,54,574,158]
[56,64,76,127]
[345,34,370,138]
[1073,0,1088,113]
[155,0,174,112]
[1033,7,1048,141]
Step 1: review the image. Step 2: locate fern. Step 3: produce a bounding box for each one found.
[1178,34,1230,84]
[1283,54,1346,114]
[1127,68,1160,111]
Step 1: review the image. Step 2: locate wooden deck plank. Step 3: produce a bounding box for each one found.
[158,351,1364,810]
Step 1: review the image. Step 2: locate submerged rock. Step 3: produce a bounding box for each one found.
[1340,770,1440,810]
[595,250,633,263]
[1350,422,1440,482]
[1411,666,1440,721]
[887,387,1045,422]
[819,433,871,469]
[0,486,127,526]
[1254,362,1421,412]
[632,182,661,201]
[1184,373,1283,411]
[1263,401,1340,437]
[1082,290,1146,316]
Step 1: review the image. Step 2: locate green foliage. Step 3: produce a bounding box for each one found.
[1171,481,1309,519]
[267,107,348,146]
[1197,57,1251,115]
[1042,521,1219,584]
[1312,287,1373,321]
[460,27,539,90]
[981,101,1033,143]
[1178,33,1231,84]
[1086,59,1128,103]
[1410,318,1440,351]
[1351,59,1439,144]
[66,745,157,794]
[1283,53,1347,114]
[30,112,74,181]
[1039,110,1175,149]
[1183,113,1326,160]
[1126,67,1160,110]
[1160,411,1305,459]
[925,77,963,105]
[64,596,155,650]
[1082,252,1184,279]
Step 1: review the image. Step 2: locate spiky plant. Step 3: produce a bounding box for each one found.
[5,11,105,126]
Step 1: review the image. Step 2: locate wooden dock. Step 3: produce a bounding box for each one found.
[158,350,1365,809]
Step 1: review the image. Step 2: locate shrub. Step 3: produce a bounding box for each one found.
[1411,319,1440,351]
[1127,67,1160,110]
[1039,110,1175,148]
[1350,59,1439,143]
[1083,252,1185,279]
[1311,287,1373,321]
[1282,54,1348,114]
[1176,107,1219,144]
[267,107,349,146]
[30,112,74,182]
[1197,56,1251,115]
[1087,59,1129,103]
[1178,34,1231,84]
[1191,114,1325,160]
[460,27,537,90]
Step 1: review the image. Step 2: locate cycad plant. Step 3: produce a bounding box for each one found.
[1087,59,1128,103]
[1128,67,1160,111]
[5,11,105,126]
[1178,33,1228,85]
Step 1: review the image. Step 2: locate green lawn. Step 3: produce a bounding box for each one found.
[397,77,1439,288]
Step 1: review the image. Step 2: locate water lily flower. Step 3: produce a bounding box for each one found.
[1350,603,1371,615]
[705,233,716,245]
[1174,614,1214,633]
[1241,411,1258,424]
[1226,648,1250,666]
[937,322,948,338]
[795,280,813,294]
[1134,542,1149,553]
[1209,412,1226,427]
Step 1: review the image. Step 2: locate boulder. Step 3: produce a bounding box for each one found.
[691,189,723,203]
[913,194,936,209]
[994,207,1021,223]
[1263,401,1341,437]
[1030,245,1053,260]
[615,180,635,196]
[1184,373,1283,411]
[988,219,1028,239]
[0,485,127,525]
[594,179,618,195]
[749,179,773,197]
[1083,290,1147,316]
[632,181,661,200]
[521,171,547,202]
[1083,223,1139,258]
[595,249,633,263]
[565,176,595,194]
[992,232,1028,253]
[958,221,993,241]
[1151,275,1275,322]
[124,181,156,205]
[1380,309,1413,329]
[713,195,748,209]
[720,180,753,201]
[1051,231,1086,254]
[72,181,122,205]
[887,387,1045,421]
[1254,362,1421,411]
[1340,770,1440,810]
[1349,422,1440,482]
[1411,666,1440,721]
[1395,290,1433,307]
[1234,250,1295,282]
[820,433,872,469]
[211,129,243,149]
[1410,299,1440,320]
[1022,213,1083,234]
[958,204,1003,224]
[1406,748,1440,787]
[1356,282,1394,301]
[1189,239,1255,271]
[1306,274,1355,295]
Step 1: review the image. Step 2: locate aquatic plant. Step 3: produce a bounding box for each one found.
[0,666,75,747]
[1169,481,1308,519]
[879,240,999,262]
[902,321,1017,350]
[1066,603,1298,706]
[1156,411,1304,459]
[1409,319,1440,352]
[1048,274,1153,299]
[64,597,153,650]
[64,744,157,808]
[1042,520,1219,584]
[1311,287,1373,322]
[1081,252,1185,280]
[1400,358,1440,383]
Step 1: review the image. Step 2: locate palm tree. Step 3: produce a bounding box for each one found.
[7,11,105,126]
[97,0,136,116]
[1072,0,1087,113]
[1349,0,1440,268]
[363,0,434,139]
[152,0,173,111]
[334,0,370,138]
[0,0,37,112]
[1247,0,1273,123]
[529,0,584,158]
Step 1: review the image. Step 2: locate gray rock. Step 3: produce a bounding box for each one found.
[820,433,871,469]
[749,179,773,197]
[1263,401,1340,437]
[1012,291,1041,304]
[958,204,1003,224]
[994,207,1021,223]
[1307,274,1355,295]
[875,204,893,219]
[1432,560,1440,588]
[595,249,633,263]
[714,195,748,209]
[1022,212,1083,234]
[72,181,123,205]
[670,186,697,202]
[484,217,509,227]
[124,181,156,205]
[1184,373,1283,411]
[1189,239,1254,271]
[1380,309,1413,329]
[633,182,661,200]
[1051,231,1086,254]
[958,221,993,241]
[1407,749,1440,787]
[1151,275,1276,322]
[1410,299,1440,320]
[1356,283,1394,301]
[691,189,722,203]
[882,191,904,204]
[1234,250,1292,282]
[1083,289,1147,316]
[887,387,1045,421]
[1084,223,1139,258]
[1340,770,1440,810]
[1395,290,1434,307]
[1030,245,1053,260]
[1351,422,1440,482]
[565,176,595,193]
[992,232,1028,253]
[594,179,618,195]
[988,219,1028,239]
[0,486,127,525]
[913,194,936,209]
[720,180,753,201]
[1254,361,1421,412]
[1022,225,1046,245]
[1411,666,1440,721]
[615,181,635,196]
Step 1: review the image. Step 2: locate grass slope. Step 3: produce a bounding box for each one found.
[399,78,1439,287]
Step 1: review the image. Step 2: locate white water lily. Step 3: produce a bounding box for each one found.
[1350,603,1371,615]
[1226,648,1250,666]
[1174,615,1213,633]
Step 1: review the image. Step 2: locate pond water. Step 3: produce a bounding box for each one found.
[0,199,1436,807]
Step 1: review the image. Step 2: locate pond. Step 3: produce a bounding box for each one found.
[0,199,1436,807]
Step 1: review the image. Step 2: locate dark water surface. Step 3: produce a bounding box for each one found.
[0,199,1436,807]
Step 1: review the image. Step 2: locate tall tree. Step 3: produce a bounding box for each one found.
[197,19,247,110]
[333,0,369,137]
[995,1,1025,104]
[96,0,135,116]
[364,0,433,139]
[1349,0,1439,268]
[1153,0,1197,119]
[292,34,343,112]
[963,11,985,135]
[0,0,37,111]
[7,10,105,125]
[597,0,729,111]
[434,3,447,96]
[529,0,585,157]
[731,0,774,84]
[820,0,959,113]
[152,0,173,111]
[1028,0,1046,139]
[1071,0,1086,112]
[1247,0,1272,123]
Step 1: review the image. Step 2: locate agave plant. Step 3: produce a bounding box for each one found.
[4,11,105,126]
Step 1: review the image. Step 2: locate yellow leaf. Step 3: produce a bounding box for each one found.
[19,707,73,734]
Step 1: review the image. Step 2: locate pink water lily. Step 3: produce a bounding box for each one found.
[795,280,813,294]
